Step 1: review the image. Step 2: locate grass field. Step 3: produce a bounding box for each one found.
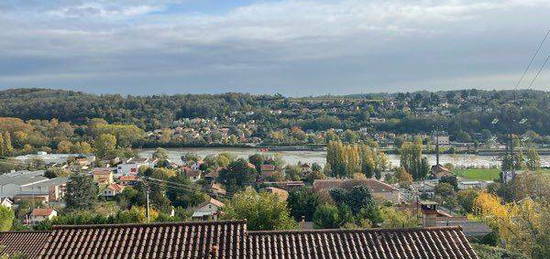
[454,168,550,181]
[454,168,500,181]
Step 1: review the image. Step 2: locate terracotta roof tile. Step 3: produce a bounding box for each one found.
[0,221,478,258]
[0,231,51,258]
[247,226,478,259]
[39,220,247,258]
[31,208,55,217]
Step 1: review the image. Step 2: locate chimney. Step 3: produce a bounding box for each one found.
[209,244,219,258]
[420,201,439,227]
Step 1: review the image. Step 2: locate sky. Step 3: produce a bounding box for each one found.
[1,0,550,96]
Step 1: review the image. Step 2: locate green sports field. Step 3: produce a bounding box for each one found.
[454,168,550,181]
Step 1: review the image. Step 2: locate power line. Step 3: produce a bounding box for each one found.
[514,30,550,90]
[142,176,234,197]
[527,54,550,89]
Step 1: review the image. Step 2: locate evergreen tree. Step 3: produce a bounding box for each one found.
[65,174,98,210]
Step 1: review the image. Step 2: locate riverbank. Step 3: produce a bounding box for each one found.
[138,144,550,155]
[137,147,550,168]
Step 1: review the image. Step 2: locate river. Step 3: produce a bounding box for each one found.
[139,147,550,168]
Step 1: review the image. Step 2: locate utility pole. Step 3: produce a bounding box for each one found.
[145,181,151,223]
[435,126,440,166]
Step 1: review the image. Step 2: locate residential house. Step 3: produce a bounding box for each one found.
[431,164,453,179]
[432,135,450,146]
[260,164,278,179]
[118,175,139,186]
[191,198,224,221]
[184,168,202,183]
[116,157,154,176]
[458,180,493,190]
[204,170,219,183]
[101,184,125,197]
[262,181,305,191]
[208,183,227,197]
[19,177,68,202]
[0,198,12,208]
[421,201,491,238]
[13,193,50,203]
[92,169,114,185]
[313,178,401,203]
[29,208,57,224]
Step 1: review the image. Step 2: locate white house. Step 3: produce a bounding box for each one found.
[101,184,125,197]
[29,208,57,224]
[192,198,224,221]
[0,198,13,209]
[458,181,493,190]
[432,135,450,146]
[117,157,154,176]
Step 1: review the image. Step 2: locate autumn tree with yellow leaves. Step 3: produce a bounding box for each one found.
[474,192,550,258]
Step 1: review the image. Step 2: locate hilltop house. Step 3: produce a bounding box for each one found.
[183,168,202,182]
[191,198,224,221]
[117,157,155,176]
[92,169,114,185]
[313,178,401,203]
[118,175,139,186]
[101,184,125,197]
[29,208,57,224]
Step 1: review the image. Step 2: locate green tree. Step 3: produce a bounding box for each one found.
[399,141,429,180]
[525,148,541,171]
[248,154,265,172]
[152,148,169,160]
[44,167,71,178]
[166,173,207,208]
[56,140,73,153]
[287,188,321,221]
[218,159,257,193]
[222,188,297,230]
[0,206,14,231]
[379,207,419,228]
[313,204,341,229]
[65,174,98,210]
[94,134,117,158]
[329,185,376,215]
[457,189,479,214]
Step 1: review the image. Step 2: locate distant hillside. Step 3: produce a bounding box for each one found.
[0,88,548,136]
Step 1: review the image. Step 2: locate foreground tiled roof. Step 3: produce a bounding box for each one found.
[39,220,247,258]
[248,226,477,259]
[0,231,51,258]
[0,222,478,258]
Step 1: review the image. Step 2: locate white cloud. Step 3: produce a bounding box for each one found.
[1,0,550,94]
[48,3,161,18]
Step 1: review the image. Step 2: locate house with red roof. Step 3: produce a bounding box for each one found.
[29,208,57,224]
[101,183,125,197]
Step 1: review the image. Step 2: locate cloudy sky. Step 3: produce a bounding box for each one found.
[1,0,549,96]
